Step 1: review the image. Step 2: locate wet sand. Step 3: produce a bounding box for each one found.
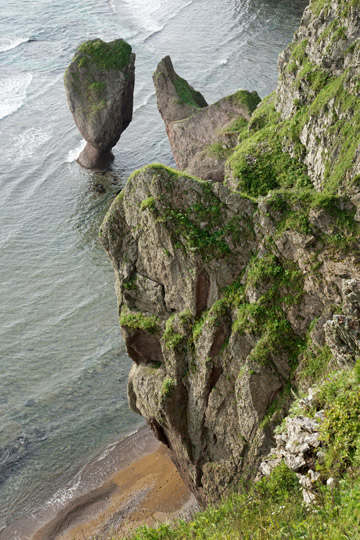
[31,436,195,540]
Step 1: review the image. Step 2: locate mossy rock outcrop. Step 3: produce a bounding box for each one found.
[64,38,135,170]
[154,56,260,182]
[101,0,360,507]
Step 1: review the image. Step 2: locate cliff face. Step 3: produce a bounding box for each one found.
[101,0,360,505]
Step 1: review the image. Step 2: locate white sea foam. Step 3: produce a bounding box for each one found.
[132,0,193,41]
[133,91,155,114]
[44,476,82,509]
[108,0,117,13]
[0,72,33,120]
[0,36,30,53]
[3,127,52,163]
[66,139,86,163]
[123,0,163,34]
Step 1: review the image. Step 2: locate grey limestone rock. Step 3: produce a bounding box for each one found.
[64,38,135,170]
[153,56,208,126]
[325,279,360,366]
[153,56,260,181]
[259,388,323,505]
[101,0,360,506]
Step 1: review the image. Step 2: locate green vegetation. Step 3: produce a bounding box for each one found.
[119,307,161,334]
[221,116,248,134]
[123,276,137,290]
[104,450,360,538]
[227,94,312,197]
[163,310,192,351]
[174,75,207,108]
[76,38,132,70]
[205,141,234,161]
[140,196,156,212]
[297,342,334,386]
[311,0,360,17]
[263,188,359,252]
[192,254,303,371]
[234,255,303,367]
[230,90,261,114]
[315,363,360,478]
[99,363,360,539]
[227,47,360,197]
[88,81,106,95]
[99,3,360,538]
[161,377,176,398]
[130,164,255,261]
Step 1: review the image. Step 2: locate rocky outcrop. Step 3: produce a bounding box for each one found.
[101,0,360,505]
[275,0,360,194]
[101,162,359,504]
[153,56,208,126]
[325,279,360,366]
[260,278,360,504]
[154,57,260,181]
[259,388,325,506]
[64,38,135,170]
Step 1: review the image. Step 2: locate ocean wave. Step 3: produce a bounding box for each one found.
[0,37,30,53]
[3,127,52,163]
[0,73,33,121]
[133,91,156,114]
[66,139,86,163]
[108,0,117,13]
[143,24,165,42]
[44,476,82,509]
[142,0,193,43]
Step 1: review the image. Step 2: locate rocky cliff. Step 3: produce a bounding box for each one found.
[101,0,360,506]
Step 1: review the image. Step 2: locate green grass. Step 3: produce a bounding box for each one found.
[75,38,132,71]
[262,187,359,253]
[127,164,255,261]
[163,310,192,351]
[96,457,360,539]
[140,196,156,212]
[93,362,360,540]
[173,75,207,108]
[119,307,161,334]
[229,90,261,114]
[161,377,176,398]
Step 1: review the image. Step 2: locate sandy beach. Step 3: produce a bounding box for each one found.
[29,428,195,540]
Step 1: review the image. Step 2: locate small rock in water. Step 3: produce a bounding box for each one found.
[94,183,106,194]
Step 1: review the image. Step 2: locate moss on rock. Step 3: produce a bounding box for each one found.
[75,38,132,71]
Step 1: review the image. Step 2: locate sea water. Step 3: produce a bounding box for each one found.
[0,0,308,533]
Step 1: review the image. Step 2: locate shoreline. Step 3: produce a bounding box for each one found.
[1,426,196,540]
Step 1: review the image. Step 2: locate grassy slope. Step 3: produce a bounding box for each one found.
[100,362,360,540]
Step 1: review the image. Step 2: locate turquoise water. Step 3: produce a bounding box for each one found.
[0,0,308,533]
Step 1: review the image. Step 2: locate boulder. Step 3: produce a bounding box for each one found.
[153,56,260,181]
[64,38,135,170]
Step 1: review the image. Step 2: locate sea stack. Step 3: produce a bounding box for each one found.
[153,56,260,181]
[64,38,135,170]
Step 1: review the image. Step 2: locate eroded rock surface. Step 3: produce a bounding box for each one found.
[101,162,359,504]
[259,389,325,506]
[101,0,360,505]
[154,56,260,181]
[64,38,135,170]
